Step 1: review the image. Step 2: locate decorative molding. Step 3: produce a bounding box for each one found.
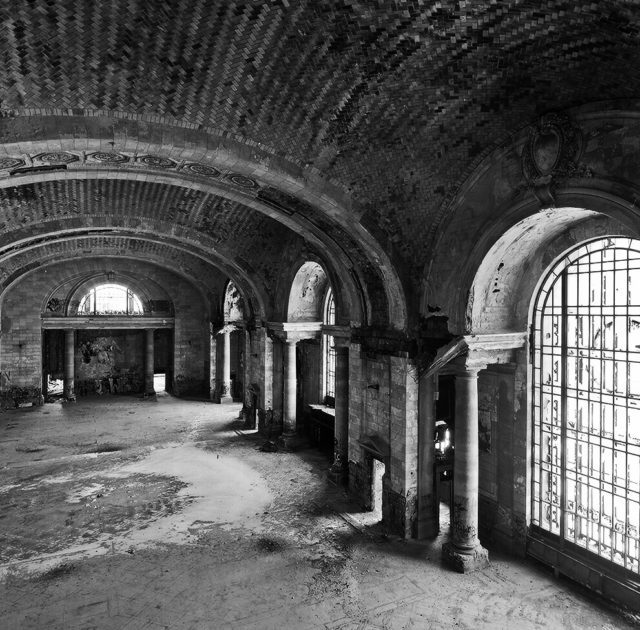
[137,155,177,169]
[0,150,260,194]
[41,316,174,329]
[522,113,591,207]
[88,151,129,164]
[34,152,79,165]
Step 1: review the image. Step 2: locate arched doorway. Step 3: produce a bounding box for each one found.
[531,236,640,578]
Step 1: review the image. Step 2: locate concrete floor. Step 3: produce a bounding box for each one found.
[0,394,637,630]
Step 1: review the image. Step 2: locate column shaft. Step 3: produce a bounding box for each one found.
[64,329,75,401]
[209,330,217,401]
[417,373,438,538]
[221,329,233,402]
[144,329,155,396]
[443,367,489,572]
[331,344,349,477]
[283,339,297,434]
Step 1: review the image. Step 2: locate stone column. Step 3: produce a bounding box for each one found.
[221,327,233,403]
[279,338,298,449]
[330,342,349,482]
[64,329,76,402]
[443,363,489,572]
[209,325,218,401]
[417,372,438,538]
[144,328,155,397]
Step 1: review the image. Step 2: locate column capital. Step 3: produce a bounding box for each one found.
[424,332,527,377]
[450,356,486,377]
[266,321,321,343]
[212,322,239,336]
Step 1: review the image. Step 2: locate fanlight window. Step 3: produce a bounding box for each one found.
[323,289,336,401]
[78,284,144,316]
[532,237,640,575]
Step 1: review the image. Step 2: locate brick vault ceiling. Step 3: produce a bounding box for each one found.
[0,0,638,301]
[0,179,303,310]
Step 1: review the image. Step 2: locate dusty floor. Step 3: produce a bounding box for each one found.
[0,394,637,630]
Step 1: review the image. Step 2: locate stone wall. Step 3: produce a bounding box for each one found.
[347,345,418,538]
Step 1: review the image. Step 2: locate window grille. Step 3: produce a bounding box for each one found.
[532,237,640,574]
[323,289,336,400]
[78,284,144,316]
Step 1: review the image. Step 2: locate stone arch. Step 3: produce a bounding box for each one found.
[423,105,640,334]
[0,123,407,330]
[0,229,268,324]
[466,208,637,334]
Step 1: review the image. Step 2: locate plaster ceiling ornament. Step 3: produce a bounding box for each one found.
[183,163,221,178]
[137,155,177,169]
[35,152,79,165]
[522,113,588,207]
[0,157,25,170]
[226,173,257,189]
[89,152,129,164]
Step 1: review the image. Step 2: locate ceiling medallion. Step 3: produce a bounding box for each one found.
[183,163,221,178]
[89,152,129,163]
[227,173,257,189]
[35,152,79,164]
[0,157,25,170]
[522,113,589,207]
[137,155,176,169]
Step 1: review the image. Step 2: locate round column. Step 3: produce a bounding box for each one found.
[221,328,233,402]
[330,344,349,479]
[443,365,489,572]
[283,338,298,435]
[417,372,438,538]
[144,328,155,396]
[209,326,217,401]
[63,329,76,401]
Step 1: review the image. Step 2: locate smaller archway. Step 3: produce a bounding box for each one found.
[217,281,246,402]
[41,271,175,401]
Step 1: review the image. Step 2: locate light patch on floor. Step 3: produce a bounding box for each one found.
[110,442,272,543]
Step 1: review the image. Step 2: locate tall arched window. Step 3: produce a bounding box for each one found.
[78,284,144,316]
[323,288,336,402]
[532,237,640,575]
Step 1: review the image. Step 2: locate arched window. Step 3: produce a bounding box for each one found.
[532,237,640,575]
[78,284,144,316]
[323,288,336,402]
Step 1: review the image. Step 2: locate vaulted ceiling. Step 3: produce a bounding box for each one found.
[0,0,638,328]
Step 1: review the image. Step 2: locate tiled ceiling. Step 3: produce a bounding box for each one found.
[0,0,637,317]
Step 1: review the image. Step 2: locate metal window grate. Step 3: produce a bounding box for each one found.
[532,237,640,574]
[324,289,336,399]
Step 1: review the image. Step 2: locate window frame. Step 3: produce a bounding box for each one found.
[531,236,640,579]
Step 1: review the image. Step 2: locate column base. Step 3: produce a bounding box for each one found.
[277,432,301,451]
[63,394,76,403]
[143,391,156,400]
[219,395,234,404]
[442,541,489,573]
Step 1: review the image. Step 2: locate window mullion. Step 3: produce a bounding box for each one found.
[561,268,568,547]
